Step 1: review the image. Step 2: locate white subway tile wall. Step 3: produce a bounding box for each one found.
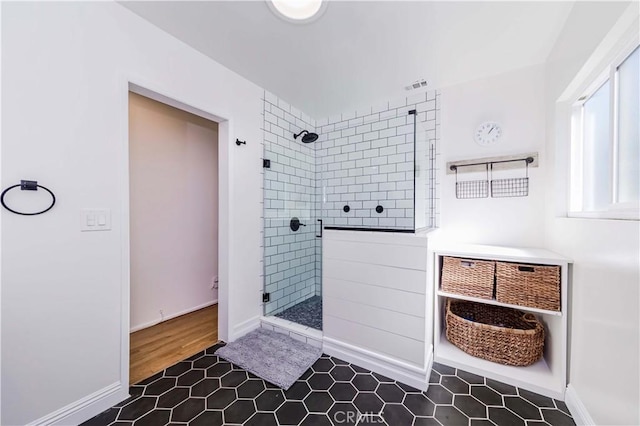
[263,92,319,315]
[316,90,440,230]
[262,90,441,314]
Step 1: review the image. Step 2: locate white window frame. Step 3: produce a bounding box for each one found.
[568,38,640,220]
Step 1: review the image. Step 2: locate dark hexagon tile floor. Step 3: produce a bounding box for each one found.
[82,343,575,426]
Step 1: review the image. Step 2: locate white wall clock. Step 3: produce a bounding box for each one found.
[474,121,502,146]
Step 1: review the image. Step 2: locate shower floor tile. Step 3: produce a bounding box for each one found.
[275,295,322,330]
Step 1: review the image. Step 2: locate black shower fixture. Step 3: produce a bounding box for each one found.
[293,130,319,143]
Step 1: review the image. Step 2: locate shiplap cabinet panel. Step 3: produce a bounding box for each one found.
[323,230,429,370]
[324,258,426,294]
[324,316,425,366]
[324,239,427,270]
[324,296,424,340]
[324,277,425,317]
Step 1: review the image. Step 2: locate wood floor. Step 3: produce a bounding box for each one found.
[130,304,218,384]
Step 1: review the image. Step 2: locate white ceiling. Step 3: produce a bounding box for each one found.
[121,1,575,118]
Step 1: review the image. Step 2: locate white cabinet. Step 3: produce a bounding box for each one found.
[430,243,571,400]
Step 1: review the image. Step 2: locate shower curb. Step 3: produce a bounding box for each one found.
[260,316,323,349]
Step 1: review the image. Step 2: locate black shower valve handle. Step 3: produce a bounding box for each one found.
[290,217,306,232]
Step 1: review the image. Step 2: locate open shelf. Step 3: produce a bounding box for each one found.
[437,290,562,316]
[430,243,571,401]
[435,334,564,400]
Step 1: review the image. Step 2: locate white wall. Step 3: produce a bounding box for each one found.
[438,64,547,247]
[1,2,264,425]
[129,93,218,332]
[543,3,639,425]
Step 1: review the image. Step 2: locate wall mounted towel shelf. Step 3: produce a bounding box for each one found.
[449,153,538,199]
[446,152,538,174]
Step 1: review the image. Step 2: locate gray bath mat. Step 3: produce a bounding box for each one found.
[215,327,322,390]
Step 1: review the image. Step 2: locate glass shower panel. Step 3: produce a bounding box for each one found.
[415,116,437,230]
[414,117,428,230]
[314,156,323,300]
[263,136,318,319]
[317,97,440,232]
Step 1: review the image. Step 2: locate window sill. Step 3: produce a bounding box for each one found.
[567,210,640,221]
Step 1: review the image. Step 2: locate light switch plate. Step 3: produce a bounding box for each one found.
[81,209,111,232]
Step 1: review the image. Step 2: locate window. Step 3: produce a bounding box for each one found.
[570,43,640,220]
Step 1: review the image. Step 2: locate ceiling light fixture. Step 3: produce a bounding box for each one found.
[267,0,327,24]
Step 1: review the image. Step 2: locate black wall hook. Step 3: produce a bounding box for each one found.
[236,139,246,146]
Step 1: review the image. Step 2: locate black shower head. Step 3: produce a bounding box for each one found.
[293,130,319,143]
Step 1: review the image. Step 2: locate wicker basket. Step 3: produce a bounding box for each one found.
[445,299,545,366]
[496,262,560,311]
[441,257,495,299]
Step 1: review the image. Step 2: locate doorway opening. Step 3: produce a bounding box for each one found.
[128,92,220,384]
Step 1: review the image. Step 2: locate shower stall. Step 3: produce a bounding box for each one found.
[262,91,439,331]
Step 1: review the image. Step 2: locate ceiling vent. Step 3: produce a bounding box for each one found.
[405,79,428,91]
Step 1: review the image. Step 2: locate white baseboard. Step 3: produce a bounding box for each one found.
[229,315,261,341]
[323,336,431,391]
[565,384,596,426]
[26,382,128,426]
[130,300,218,333]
